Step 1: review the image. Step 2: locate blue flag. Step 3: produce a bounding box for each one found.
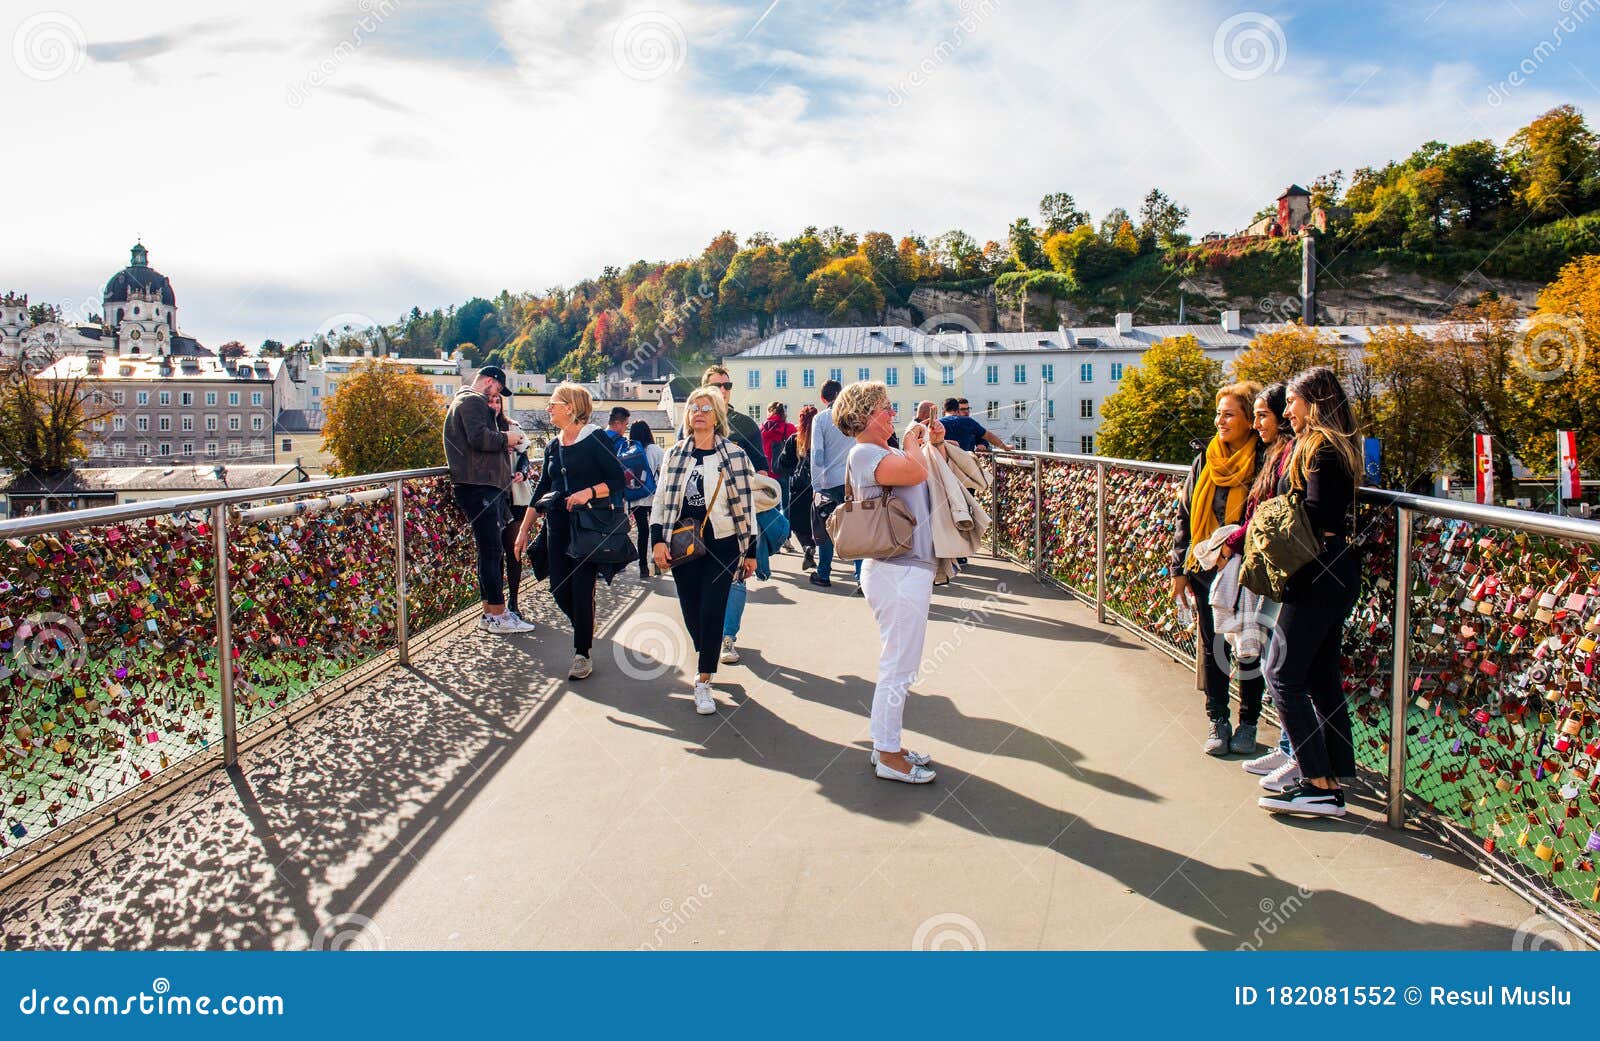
[1364,437,1382,486]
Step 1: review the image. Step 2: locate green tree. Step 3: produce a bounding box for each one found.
[805,255,885,321]
[1006,217,1044,271]
[1505,104,1600,218]
[1039,191,1090,235]
[1136,188,1190,249]
[321,362,446,476]
[259,339,286,357]
[1097,335,1223,464]
[1362,324,1463,491]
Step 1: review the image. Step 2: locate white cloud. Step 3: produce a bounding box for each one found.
[5,0,1580,346]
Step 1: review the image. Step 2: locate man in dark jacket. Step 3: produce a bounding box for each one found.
[443,365,535,634]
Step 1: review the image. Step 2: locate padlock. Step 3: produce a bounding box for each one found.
[1564,708,1586,736]
[1536,835,1557,861]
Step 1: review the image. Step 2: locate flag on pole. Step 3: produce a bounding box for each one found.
[1363,437,1382,486]
[1473,433,1494,505]
[1558,429,1581,500]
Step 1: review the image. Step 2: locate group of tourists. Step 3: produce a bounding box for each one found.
[443,364,994,785]
[1170,366,1364,819]
[443,359,1364,809]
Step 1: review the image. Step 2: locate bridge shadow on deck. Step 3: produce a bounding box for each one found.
[0,556,1524,950]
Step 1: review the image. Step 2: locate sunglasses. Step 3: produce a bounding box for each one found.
[689,403,716,413]
[709,381,733,390]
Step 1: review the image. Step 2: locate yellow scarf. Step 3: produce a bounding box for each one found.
[1186,436,1257,570]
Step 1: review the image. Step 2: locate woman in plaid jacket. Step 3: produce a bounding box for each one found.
[650,387,758,715]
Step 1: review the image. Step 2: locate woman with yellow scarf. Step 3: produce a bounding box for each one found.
[1169,382,1263,757]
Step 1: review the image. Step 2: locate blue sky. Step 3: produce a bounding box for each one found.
[7,0,1600,347]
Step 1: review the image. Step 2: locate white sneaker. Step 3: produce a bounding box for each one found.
[1243,748,1291,776]
[504,610,536,632]
[692,682,717,715]
[719,636,740,664]
[569,654,593,680]
[480,611,534,634]
[1260,760,1303,793]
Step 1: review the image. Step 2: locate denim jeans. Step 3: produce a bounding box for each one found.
[723,578,746,639]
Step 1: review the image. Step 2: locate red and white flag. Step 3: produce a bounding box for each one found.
[1474,434,1494,505]
[1558,429,1581,500]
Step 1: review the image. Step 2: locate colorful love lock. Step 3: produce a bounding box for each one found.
[1496,772,1516,793]
[1535,835,1557,861]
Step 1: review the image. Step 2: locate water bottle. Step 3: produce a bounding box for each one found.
[1177,602,1195,629]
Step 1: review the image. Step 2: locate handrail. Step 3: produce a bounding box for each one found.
[0,466,449,537]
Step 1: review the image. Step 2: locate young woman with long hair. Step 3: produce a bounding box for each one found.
[778,404,820,571]
[1257,366,1364,818]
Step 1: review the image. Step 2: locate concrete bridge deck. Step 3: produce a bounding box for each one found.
[0,554,1537,950]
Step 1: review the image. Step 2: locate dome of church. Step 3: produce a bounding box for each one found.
[103,243,176,307]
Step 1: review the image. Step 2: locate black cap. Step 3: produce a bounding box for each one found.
[478,365,509,394]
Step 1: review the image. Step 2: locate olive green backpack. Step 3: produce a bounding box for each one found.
[1239,489,1323,600]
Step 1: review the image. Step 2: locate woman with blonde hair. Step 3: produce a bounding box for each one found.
[1170,381,1263,756]
[836,381,937,784]
[514,382,626,680]
[649,387,758,714]
[1258,366,1363,818]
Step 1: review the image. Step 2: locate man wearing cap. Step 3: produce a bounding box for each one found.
[444,365,535,634]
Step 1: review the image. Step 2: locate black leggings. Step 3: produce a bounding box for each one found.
[1188,568,1265,726]
[501,504,528,610]
[546,509,599,656]
[671,534,739,675]
[1266,546,1361,781]
[633,506,651,577]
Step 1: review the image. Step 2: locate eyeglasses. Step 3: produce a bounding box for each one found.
[958,407,971,415]
[709,381,733,390]
[688,403,716,413]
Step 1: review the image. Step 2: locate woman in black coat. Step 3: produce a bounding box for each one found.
[778,404,819,570]
[514,383,626,682]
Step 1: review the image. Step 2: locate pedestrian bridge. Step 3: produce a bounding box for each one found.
[0,459,1593,950]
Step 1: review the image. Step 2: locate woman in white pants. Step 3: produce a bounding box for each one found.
[833,380,937,784]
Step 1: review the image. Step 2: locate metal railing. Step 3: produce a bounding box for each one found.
[985,449,1600,945]
[0,466,489,883]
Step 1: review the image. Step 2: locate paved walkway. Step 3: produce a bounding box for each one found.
[0,554,1538,950]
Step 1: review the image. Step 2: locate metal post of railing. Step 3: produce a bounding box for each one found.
[1031,457,1043,571]
[211,503,238,768]
[1094,462,1107,624]
[393,478,410,667]
[1387,505,1413,829]
[990,459,1001,557]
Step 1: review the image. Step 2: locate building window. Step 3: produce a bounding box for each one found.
[159,391,171,406]
[1016,435,1028,450]
[180,391,193,406]
[205,415,217,431]
[205,391,217,406]
[1079,362,1093,383]
[985,364,998,385]
[1013,363,1027,383]
[1013,400,1027,419]
[228,392,240,406]
[774,369,788,389]
[829,368,842,384]
[747,405,760,420]
[251,441,266,456]
[91,418,105,432]
[112,390,125,405]
[1047,400,1055,420]
[891,401,900,414]
[1042,363,1054,384]
[181,416,194,431]
[940,365,954,385]
[228,442,241,456]
[113,443,125,457]
[913,366,927,386]
[181,442,194,457]
[1081,435,1094,454]
[251,416,264,431]
[206,442,218,456]
[90,444,105,458]
[158,416,171,432]
[112,416,125,432]
[985,401,999,419]
[158,442,171,456]
[135,416,149,432]
[137,391,149,406]
[885,367,899,387]
[251,391,263,406]
[282,438,292,452]
[802,368,815,389]
[311,386,321,398]
[1110,362,1124,382]
[747,370,760,389]
[1048,436,1056,452]
[229,416,241,431]
[136,442,149,456]
[1080,399,1094,419]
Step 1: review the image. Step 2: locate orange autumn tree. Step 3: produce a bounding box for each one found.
[1231,324,1346,386]
[1506,253,1600,469]
[321,361,447,476]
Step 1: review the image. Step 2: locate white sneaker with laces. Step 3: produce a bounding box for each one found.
[503,610,536,632]
[719,636,740,664]
[1243,748,1291,776]
[1260,760,1303,793]
[569,654,593,680]
[481,611,534,635]
[693,682,717,715]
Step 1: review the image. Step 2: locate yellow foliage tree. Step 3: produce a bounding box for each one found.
[1231,324,1345,386]
[1097,335,1223,464]
[1362,325,1464,491]
[321,361,447,476]
[1506,253,1600,472]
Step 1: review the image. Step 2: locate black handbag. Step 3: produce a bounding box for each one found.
[556,440,637,566]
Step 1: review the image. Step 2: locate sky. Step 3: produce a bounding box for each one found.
[6,0,1600,347]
